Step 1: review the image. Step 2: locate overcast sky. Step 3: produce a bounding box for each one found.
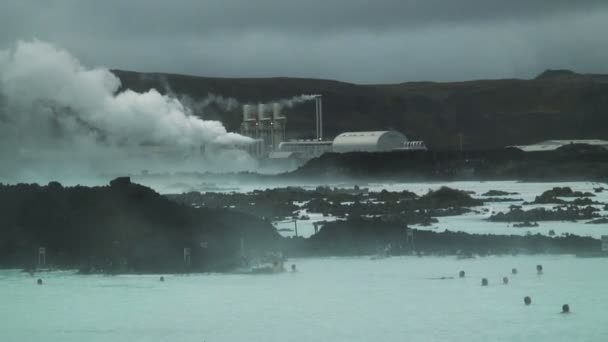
[1,0,608,83]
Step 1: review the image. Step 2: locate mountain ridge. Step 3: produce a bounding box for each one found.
[113,69,608,149]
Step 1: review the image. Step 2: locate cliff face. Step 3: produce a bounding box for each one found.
[0,178,280,272]
[113,69,608,149]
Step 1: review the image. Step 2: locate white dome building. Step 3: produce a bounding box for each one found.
[332,131,407,153]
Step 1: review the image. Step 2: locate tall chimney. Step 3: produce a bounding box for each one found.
[315,95,323,140]
[272,102,284,120]
[243,104,254,121]
[258,103,266,121]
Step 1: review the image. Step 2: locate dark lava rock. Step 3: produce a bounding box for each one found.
[513,221,540,228]
[483,197,524,203]
[586,217,608,224]
[110,176,132,188]
[482,190,519,196]
[489,206,600,222]
[531,187,595,204]
[0,180,280,273]
[418,217,439,226]
[416,187,482,209]
[570,198,598,206]
[306,217,600,256]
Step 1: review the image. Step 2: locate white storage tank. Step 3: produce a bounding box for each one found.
[332,131,407,153]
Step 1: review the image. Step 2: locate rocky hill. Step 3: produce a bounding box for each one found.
[288,145,608,182]
[0,178,280,273]
[114,69,608,149]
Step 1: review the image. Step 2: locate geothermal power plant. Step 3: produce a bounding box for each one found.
[238,95,426,164]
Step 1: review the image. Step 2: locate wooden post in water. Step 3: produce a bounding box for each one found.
[183,247,191,267]
[38,247,46,267]
[294,219,298,238]
[405,227,415,251]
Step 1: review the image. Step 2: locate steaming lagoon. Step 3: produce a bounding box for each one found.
[2,180,607,341]
[2,255,607,342]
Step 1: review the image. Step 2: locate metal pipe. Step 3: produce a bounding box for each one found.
[319,96,323,140]
[314,95,323,141]
[315,98,320,141]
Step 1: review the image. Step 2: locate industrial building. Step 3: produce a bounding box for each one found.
[399,141,428,151]
[238,95,422,162]
[240,102,287,156]
[511,139,608,152]
[332,131,407,153]
[240,95,323,159]
[276,130,409,159]
[277,140,333,159]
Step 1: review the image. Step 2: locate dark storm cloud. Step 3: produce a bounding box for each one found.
[1,0,608,82]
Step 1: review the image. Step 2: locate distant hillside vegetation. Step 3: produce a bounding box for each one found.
[114,69,608,150]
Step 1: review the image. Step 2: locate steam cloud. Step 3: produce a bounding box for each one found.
[0,40,255,184]
[193,93,240,112]
[147,73,241,114]
[224,94,317,111]
[278,94,318,108]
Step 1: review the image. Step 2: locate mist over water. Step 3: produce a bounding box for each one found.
[0,40,256,184]
[3,255,607,342]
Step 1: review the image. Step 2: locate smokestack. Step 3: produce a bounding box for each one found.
[258,103,272,121]
[243,104,255,121]
[257,103,265,121]
[315,95,323,141]
[273,103,284,120]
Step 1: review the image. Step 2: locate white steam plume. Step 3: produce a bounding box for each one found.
[197,93,240,112]
[0,40,255,183]
[144,73,241,114]
[179,93,240,118]
[278,94,317,108]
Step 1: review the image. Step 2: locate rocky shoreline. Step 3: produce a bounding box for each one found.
[287,145,608,182]
[1,180,607,274]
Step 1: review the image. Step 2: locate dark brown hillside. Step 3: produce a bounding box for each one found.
[113,69,608,149]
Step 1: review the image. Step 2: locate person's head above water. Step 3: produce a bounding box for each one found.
[512,268,518,275]
[459,270,465,278]
[561,304,570,313]
[524,296,532,305]
[481,278,488,286]
[536,265,543,274]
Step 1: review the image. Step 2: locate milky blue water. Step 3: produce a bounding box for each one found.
[2,255,607,342]
[271,181,608,238]
[3,180,607,341]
